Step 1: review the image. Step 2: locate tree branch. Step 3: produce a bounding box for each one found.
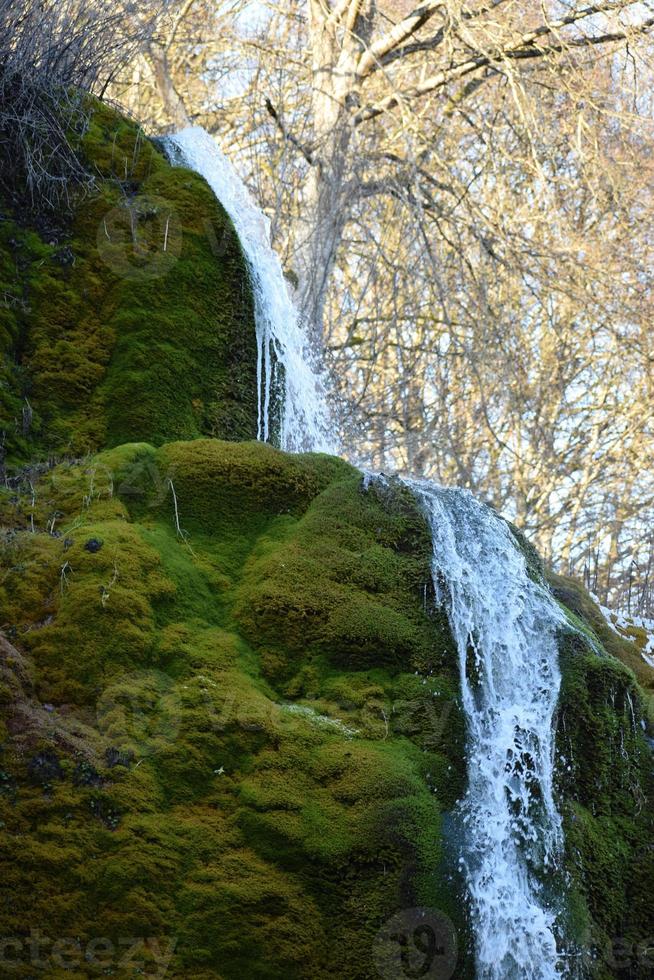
[265,97,316,165]
[356,0,448,78]
[354,9,654,124]
[165,0,197,53]
[361,0,511,75]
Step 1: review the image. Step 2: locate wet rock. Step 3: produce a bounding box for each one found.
[104,747,134,769]
[72,760,103,788]
[27,750,64,786]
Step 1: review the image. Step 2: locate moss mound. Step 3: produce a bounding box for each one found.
[0,102,257,471]
[0,440,469,978]
[1,439,652,977]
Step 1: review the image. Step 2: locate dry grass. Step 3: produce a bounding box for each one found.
[0,0,162,211]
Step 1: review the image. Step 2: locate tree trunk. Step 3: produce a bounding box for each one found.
[146,44,192,130]
[293,126,351,337]
[290,1,374,337]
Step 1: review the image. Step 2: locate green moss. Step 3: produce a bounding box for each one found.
[548,572,654,695]
[232,471,455,682]
[2,438,652,976]
[0,439,468,978]
[4,439,650,976]
[1,101,257,469]
[553,578,654,977]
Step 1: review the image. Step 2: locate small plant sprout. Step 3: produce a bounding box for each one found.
[60,560,72,594]
[100,557,119,608]
[28,480,36,533]
[167,478,196,555]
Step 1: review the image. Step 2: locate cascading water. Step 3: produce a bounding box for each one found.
[165,127,336,454]
[406,479,566,979]
[166,128,570,977]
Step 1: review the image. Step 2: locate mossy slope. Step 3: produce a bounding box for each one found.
[0,102,257,470]
[1,440,652,977]
[0,440,469,978]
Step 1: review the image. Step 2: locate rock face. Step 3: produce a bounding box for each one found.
[0,102,652,979]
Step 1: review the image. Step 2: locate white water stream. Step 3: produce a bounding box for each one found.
[407,480,566,978]
[165,127,336,454]
[166,127,568,977]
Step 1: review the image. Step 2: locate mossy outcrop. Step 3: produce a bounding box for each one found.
[1,102,257,471]
[549,574,654,978]
[1,438,651,977]
[0,440,469,978]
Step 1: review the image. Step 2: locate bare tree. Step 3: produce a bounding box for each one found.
[118,3,654,322]
[259,1,654,333]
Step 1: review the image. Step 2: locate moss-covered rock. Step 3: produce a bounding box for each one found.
[1,440,652,977]
[549,574,654,978]
[0,440,469,978]
[0,102,257,470]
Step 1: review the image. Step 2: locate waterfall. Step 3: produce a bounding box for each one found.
[165,127,570,976]
[406,479,566,979]
[165,127,336,455]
